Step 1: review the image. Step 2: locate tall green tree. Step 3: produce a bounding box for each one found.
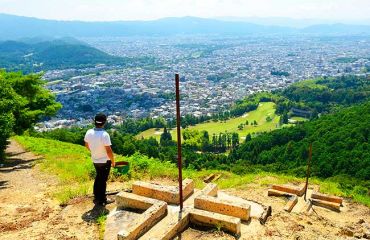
[0,71,61,160]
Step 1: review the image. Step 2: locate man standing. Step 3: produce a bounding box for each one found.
[84,113,115,205]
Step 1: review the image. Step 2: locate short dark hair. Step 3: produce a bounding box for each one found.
[94,113,107,127]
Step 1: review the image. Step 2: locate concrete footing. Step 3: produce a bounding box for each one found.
[189,208,241,235]
[115,192,167,240]
[268,189,294,197]
[284,195,298,212]
[271,184,305,196]
[194,195,251,221]
[311,198,341,212]
[132,178,194,204]
[311,192,343,205]
[199,183,218,197]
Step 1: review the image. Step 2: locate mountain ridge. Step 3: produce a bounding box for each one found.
[1,13,370,40]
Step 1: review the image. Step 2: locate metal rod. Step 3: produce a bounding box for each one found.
[304,143,312,201]
[175,73,183,210]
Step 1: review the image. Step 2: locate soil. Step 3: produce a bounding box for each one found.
[1,140,369,240]
[0,140,115,240]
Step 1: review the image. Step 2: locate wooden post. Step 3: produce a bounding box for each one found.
[304,143,312,201]
[175,73,183,210]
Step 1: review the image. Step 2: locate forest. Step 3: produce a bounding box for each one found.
[26,75,370,183]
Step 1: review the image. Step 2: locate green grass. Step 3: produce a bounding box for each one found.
[97,214,108,240]
[290,116,309,122]
[13,136,370,207]
[137,102,280,141]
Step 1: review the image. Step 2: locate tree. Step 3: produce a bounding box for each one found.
[160,127,172,146]
[231,132,239,148]
[0,71,61,160]
[245,133,252,142]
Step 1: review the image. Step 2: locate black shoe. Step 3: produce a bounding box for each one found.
[103,198,115,205]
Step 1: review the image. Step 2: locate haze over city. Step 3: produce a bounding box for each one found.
[1,0,370,24]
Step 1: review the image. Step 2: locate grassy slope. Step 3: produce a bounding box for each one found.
[13,135,370,207]
[138,102,280,140]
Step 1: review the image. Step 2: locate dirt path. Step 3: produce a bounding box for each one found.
[0,140,105,240]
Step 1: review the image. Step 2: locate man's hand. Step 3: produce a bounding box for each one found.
[105,145,115,167]
[84,142,90,151]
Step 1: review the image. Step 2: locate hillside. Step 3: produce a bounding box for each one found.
[138,102,280,141]
[232,103,370,181]
[1,137,369,239]
[0,39,126,72]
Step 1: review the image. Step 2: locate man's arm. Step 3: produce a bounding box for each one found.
[85,142,90,151]
[105,145,115,167]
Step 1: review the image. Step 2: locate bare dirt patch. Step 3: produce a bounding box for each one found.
[0,140,112,240]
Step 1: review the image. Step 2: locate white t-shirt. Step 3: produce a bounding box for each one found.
[84,128,112,163]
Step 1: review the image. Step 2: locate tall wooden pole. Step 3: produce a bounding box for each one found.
[304,143,312,201]
[175,73,183,210]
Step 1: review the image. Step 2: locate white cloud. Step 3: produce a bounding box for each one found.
[0,0,369,21]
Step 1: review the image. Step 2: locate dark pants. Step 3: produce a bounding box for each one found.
[93,161,111,204]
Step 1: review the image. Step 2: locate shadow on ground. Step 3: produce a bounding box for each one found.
[0,180,9,190]
[0,158,41,173]
[82,204,110,223]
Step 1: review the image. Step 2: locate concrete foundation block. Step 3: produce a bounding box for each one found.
[311,192,343,205]
[204,174,216,183]
[311,198,341,212]
[189,208,241,235]
[271,184,305,196]
[132,179,194,204]
[268,189,294,197]
[194,195,250,221]
[161,209,191,240]
[116,191,158,210]
[199,183,218,197]
[115,192,167,240]
[284,195,298,212]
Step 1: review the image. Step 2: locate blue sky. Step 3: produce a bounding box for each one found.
[0,0,369,21]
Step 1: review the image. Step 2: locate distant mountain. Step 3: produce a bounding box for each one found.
[216,16,370,28]
[0,38,125,72]
[1,13,370,40]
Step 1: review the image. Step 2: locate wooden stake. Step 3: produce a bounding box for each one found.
[175,73,183,210]
[304,143,312,201]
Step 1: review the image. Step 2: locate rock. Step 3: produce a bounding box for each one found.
[354,232,363,238]
[340,228,354,237]
[358,219,365,224]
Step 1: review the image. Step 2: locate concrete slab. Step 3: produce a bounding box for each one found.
[194,195,251,221]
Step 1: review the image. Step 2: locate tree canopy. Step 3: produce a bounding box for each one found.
[0,70,61,160]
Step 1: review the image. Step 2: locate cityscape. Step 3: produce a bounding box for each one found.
[39,35,370,130]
